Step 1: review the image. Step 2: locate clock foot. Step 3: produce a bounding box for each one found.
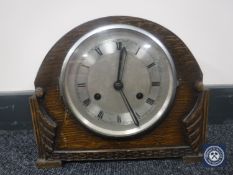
[183,154,203,164]
[36,159,63,168]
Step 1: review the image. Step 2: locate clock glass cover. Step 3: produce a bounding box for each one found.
[60,24,177,137]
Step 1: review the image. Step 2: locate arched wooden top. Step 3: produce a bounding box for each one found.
[35,16,202,88]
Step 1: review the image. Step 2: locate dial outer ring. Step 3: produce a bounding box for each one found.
[59,24,177,137]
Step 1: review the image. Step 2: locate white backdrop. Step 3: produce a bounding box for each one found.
[0,0,233,91]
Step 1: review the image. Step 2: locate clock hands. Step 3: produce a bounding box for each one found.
[113,47,139,127]
[114,47,127,90]
[119,90,140,126]
[117,47,127,82]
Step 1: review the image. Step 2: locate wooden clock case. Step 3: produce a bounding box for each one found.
[29,16,209,168]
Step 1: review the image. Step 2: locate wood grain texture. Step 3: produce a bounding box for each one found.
[30,16,208,168]
[182,90,209,153]
[36,159,62,169]
[30,95,57,158]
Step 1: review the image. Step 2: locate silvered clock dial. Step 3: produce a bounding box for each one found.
[60,25,177,137]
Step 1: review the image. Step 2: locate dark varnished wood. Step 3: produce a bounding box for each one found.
[36,159,62,169]
[30,16,208,168]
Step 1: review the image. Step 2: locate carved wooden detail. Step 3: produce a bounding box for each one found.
[29,95,57,159]
[182,90,209,153]
[51,146,193,161]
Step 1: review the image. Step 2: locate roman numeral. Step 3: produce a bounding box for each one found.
[95,47,103,55]
[135,47,140,55]
[152,82,160,86]
[80,64,90,69]
[83,98,90,106]
[97,110,104,119]
[117,115,121,123]
[146,62,156,69]
[77,83,86,87]
[116,42,122,50]
[146,98,155,105]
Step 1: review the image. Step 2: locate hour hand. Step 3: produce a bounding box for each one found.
[117,47,127,82]
[114,47,127,91]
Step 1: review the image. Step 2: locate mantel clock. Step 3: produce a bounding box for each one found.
[30,16,209,168]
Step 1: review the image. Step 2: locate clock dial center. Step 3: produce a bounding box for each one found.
[113,81,124,91]
[87,52,151,114]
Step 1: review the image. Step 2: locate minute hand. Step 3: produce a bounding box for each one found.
[119,90,139,126]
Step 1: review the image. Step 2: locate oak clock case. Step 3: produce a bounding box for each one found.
[30,16,209,168]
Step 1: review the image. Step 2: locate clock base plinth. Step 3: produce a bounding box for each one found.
[35,155,203,169]
[183,154,203,164]
[36,159,62,169]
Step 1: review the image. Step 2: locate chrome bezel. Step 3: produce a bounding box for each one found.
[59,24,177,137]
